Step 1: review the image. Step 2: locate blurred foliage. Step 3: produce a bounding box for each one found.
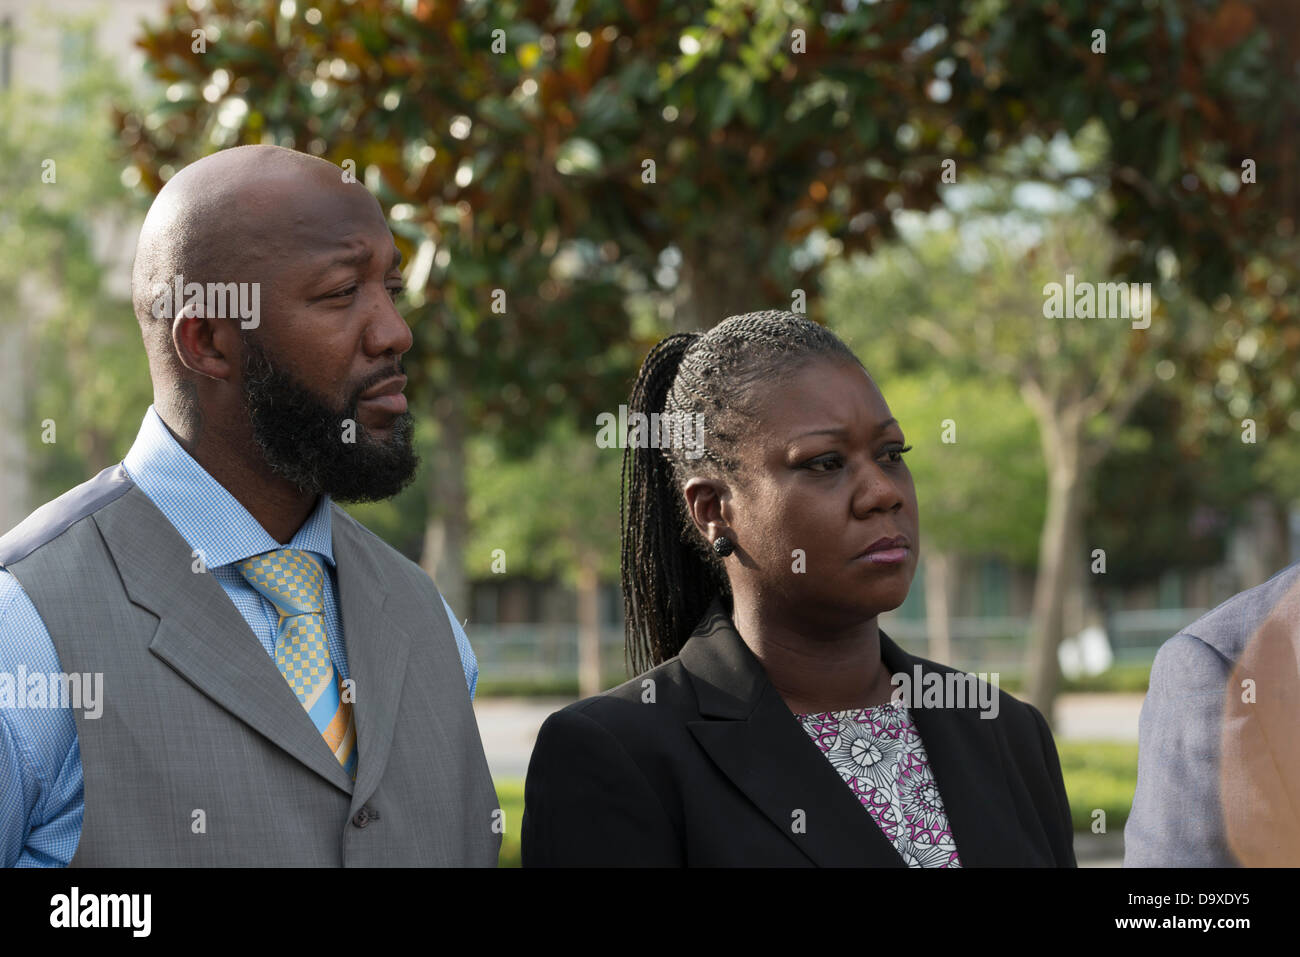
[998,661,1152,694]
[466,416,622,582]
[10,0,1298,600]
[988,0,1298,304]
[121,0,1299,404]
[1177,252,1300,444]
[475,673,625,698]
[0,13,152,501]
[1089,388,1261,581]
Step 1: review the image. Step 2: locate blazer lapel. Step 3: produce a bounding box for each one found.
[680,601,905,867]
[330,506,414,816]
[880,633,1036,866]
[96,487,354,795]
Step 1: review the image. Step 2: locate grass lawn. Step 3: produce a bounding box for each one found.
[497,778,525,868]
[1056,740,1139,834]
[493,740,1137,867]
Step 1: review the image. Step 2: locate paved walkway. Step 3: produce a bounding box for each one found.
[474,697,573,780]
[1053,692,1144,742]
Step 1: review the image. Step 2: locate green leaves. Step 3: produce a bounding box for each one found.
[107,0,1298,585]
[554,137,603,176]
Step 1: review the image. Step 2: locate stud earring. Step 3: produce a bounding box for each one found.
[712,536,734,557]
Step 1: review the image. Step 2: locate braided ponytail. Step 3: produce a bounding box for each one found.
[620,333,725,674]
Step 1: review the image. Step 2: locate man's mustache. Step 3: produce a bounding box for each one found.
[348,364,405,408]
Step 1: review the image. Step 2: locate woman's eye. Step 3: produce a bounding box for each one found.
[804,453,844,472]
[330,286,358,298]
[880,444,913,464]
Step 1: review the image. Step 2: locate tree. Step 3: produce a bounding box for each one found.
[827,188,1175,721]
[466,418,622,694]
[119,0,1298,651]
[0,16,148,533]
[1089,389,1265,587]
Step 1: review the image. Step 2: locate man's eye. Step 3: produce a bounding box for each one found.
[386,285,405,300]
[330,286,358,298]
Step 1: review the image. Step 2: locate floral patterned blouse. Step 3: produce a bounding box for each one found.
[793,702,962,867]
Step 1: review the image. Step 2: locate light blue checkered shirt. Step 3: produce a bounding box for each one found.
[0,405,477,867]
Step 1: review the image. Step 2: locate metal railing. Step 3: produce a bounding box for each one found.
[465,608,1207,684]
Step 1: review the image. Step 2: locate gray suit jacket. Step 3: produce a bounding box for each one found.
[0,463,501,866]
[1125,561,1300,867]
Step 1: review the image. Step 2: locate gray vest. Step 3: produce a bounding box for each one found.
[0,464,501,866]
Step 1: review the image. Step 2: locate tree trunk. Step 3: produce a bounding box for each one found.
[676,223,773,331]
[923,550,954,664]
[577,551,602,698]
[0,317,30,533]
[1023,458,1087,726]
[1248,493,1288,586]
[421,396,470,620]
[1062,504,1089,641]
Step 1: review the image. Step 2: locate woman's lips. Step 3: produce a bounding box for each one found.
[854,535,911,565]
[856,546,909,565]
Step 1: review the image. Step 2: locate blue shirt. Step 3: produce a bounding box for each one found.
[0,406,477,867]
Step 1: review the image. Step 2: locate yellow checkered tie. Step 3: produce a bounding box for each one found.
[237,548,357,779]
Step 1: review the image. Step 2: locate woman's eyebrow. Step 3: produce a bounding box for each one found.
[789,427,847,442]
[788,417,899,442]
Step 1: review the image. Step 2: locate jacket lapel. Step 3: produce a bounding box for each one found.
[329,506,414,815]
[96,487,354,795]
[680,602,905,867]
[679,600,1037,866]
[879,634,1038,866]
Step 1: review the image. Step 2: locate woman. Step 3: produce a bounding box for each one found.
[521,310,1075,867]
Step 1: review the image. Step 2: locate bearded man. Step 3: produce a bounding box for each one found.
[0,145,500,867]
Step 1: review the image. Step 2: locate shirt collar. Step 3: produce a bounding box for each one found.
[121,405,336,571]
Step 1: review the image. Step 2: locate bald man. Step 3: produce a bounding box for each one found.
[0,145,501,866]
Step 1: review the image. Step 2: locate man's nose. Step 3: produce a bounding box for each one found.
[365,290,413,358]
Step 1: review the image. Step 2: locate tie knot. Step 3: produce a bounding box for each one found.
[237,548,325,617]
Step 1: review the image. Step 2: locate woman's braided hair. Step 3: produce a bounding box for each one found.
[619,309,863,673]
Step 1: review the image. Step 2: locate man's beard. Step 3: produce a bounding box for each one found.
[240,336,419,503]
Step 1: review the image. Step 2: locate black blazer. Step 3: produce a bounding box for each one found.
[522,600,1076,866]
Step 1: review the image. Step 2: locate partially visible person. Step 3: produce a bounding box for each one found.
[522,310,1076,867]
[1126,562,1300,866]
[0,145,499,866]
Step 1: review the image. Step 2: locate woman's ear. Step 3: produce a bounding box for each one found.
[683,477,731,542]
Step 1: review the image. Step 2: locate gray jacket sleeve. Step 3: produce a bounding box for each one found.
[1124,633,1236,867]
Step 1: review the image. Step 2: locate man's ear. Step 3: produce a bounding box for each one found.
[173,311,237,382]
[683,477,731,541]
